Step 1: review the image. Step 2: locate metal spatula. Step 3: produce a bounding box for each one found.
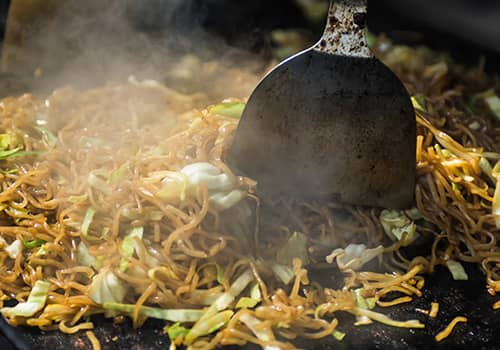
[227,0,415,209]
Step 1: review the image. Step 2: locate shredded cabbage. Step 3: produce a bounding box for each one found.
[353,288,376,310]
[1,280,50,318]
[87,171,112,194]
[35,126,57,147]
[479,157,494,181]
[155,162,245,210]
[109,163,129,183]
[81,207,96,239]
[235,297,260,309]
[380,210,417,246]
[271,263,295,285]
[446,260,468,280]
[276,231,309,266]
[166,322,190,341]
[23,239,45,249]
[103,303,203,322]
[0,133,17,150]
[250,283,261,300]
[487,95,500,119]
[332,329,346,341]
[77,241,101,270]
[326,244,384,271]
[185,310,233,344]
[119,226,144,272]
[478,89,500,120]
[208,101,245,119]
[216,263,225,285]
[181,162,245,210]
[0,147,22,160]
[154,171,188,202]
[491,160,500,228]
[214,269,253,311]
[411,95,426,112]
[239,313,280,350]
[5,239,23,259]
[185,270,253,345]
[89,270,127,305]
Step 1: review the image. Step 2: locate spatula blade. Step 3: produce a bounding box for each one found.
[227,49,415,209]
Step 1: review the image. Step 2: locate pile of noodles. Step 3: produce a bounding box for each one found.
[0,37,499,350]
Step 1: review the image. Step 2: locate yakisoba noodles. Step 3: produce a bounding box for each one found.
[0,38,499,349]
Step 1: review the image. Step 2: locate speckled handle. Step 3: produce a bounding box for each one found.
[314,0,372,58]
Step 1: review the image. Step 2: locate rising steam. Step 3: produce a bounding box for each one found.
[1,0,264,100]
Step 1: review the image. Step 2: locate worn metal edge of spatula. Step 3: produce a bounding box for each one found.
[227,0,416,209]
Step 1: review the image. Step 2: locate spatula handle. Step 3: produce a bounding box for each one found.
[314,0,372,58]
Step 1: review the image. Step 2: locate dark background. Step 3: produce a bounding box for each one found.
[0,0,499,95]
[1,0,497,61]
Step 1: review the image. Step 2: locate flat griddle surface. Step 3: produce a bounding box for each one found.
[1,264,498,350]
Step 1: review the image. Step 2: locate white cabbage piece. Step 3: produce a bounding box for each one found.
[185,270,253,345]
[5,239,22,259]
[477,89,500,121]
[155,171,189,202]
[379,209,418,246]
[276,231,309,266]
[180,163,233,191]
[326,244,384,271]
[156,162,245,210]
[88,270,127,305]
[1,280,50,318]
[103,302,204,322]
[77,241,96,267]
[446,259,468,280]
[271,263,295,285]
[77,241,101,270]
[239,313,281,350]
[119,226,144,272]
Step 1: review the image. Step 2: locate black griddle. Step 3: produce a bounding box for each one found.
[0,264,498,350]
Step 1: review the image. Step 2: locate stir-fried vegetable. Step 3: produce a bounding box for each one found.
[446,260,468,281]
[326,244,384,271]
[5,239,22,259]
[185,270,253,345]
[103,303,203,322]
[119,226,144,272]
[89,270,127,305]
[77,241,101,270]
[1,281,50,319]
[208,101,245,119]
[276,231,309,266]
[239,313,281,350]
[477,89,500,120]
[332,329,346,341]
[235,284,262,309]
[23,239,45,249]
[380,210,417,246]
[166,322,190,341]
[353,288,376,310]
[81,207,96,239]
[153,162,246,210]
[35,126,58,147]
[180,162,246,210]
[271,263,295,285]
